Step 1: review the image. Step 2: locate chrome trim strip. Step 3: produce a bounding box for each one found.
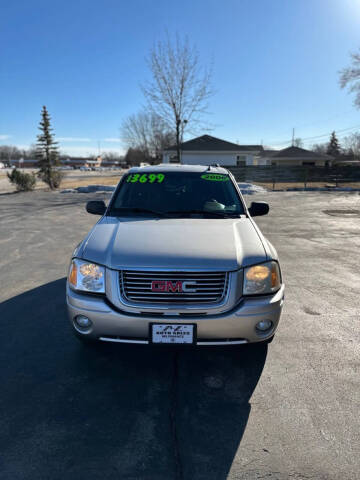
[197,340,248,345]
[99,337,149,344]
[99,336,248,346]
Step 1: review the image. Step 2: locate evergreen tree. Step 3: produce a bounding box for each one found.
[36,106,62,189]
[326,131,341,157]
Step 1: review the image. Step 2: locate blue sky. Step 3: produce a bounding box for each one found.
[1,0,360,156]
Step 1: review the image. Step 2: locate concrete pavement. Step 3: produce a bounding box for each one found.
[0,189,359,479]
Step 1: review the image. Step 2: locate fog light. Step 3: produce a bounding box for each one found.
[74,315,92,330]
[256,320,273,332]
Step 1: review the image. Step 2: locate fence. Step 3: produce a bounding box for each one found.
[228,165,360,189]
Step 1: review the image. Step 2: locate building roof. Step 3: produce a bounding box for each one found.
[164,135,264,152]
[64,160,88,164]
[261,149,279,156]
[266,146,333,159]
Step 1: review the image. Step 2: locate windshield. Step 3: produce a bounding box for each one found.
[108,171,245,217]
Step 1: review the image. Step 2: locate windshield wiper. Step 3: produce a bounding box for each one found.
[110,207,169,217]
[164,209,241,217]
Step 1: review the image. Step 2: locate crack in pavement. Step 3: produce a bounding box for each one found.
[169,351,184,480]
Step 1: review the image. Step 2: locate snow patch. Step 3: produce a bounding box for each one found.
[237,183,268,195]
[77,185,116,193]
[60,188,77,194]
[61,185,116,193]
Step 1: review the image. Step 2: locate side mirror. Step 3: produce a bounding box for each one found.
[248,201,269,217]
[86,200,106,215]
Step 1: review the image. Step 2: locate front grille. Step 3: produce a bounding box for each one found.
[119,270,229,305]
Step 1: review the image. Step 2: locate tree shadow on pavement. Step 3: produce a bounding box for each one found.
[0,278,267,480]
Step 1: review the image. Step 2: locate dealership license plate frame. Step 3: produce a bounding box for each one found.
[149,323,197,345]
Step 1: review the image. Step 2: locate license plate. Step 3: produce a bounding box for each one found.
[150,323,196,344]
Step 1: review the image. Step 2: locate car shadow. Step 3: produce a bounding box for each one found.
[0,278,267,480]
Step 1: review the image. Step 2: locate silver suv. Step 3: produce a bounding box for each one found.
[67,165,284,346]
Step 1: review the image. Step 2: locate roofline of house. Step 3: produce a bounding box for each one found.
[262,147,333,160]
[267,153,333,160]
[163,148,263,154]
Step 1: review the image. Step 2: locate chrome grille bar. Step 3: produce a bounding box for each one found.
[120,270,229,305]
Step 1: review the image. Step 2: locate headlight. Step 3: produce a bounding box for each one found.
[243,261,281,295]
[68,259,105,293]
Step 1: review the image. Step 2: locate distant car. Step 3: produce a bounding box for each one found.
[67,165,284,346]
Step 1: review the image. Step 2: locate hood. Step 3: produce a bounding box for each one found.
[79,216,267,271]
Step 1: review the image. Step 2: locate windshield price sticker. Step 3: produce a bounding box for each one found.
[201,174,229,182]
[126,173,165,184]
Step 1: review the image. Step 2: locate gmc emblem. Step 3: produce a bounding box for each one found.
[151,280,196,293]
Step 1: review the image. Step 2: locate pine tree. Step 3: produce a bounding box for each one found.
[326,131,341,157]
[36,106,62,189]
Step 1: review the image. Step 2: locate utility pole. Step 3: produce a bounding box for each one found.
[291,128,295,146]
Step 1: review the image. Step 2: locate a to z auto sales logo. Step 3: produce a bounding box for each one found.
[151,280,196,293]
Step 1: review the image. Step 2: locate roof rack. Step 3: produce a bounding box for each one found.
[206,163,221,171]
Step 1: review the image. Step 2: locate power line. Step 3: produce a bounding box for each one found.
[267,123,360,147]
[303,124,360,141]
[263,109,355,141]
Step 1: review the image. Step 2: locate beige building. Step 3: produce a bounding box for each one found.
[163,135,264,166]
[261,146,333,166]
[163,136,334,167]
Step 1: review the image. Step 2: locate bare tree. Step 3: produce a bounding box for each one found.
[121,111,175,163]
[342,131,360,157]
[124,147,147,166]
[141,33,213,161]
[24,144,38,159]
[312,143,328,155]
[101,151,123,163]
[293,137,303,148]
[121,111,152,159]
[340,50,360,107]
[0,145,22,164]
[0,144,47,164]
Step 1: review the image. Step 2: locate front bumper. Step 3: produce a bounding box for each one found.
[66,284,285,345]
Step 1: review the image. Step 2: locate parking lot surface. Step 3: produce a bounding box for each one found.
[0,190,359,480]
